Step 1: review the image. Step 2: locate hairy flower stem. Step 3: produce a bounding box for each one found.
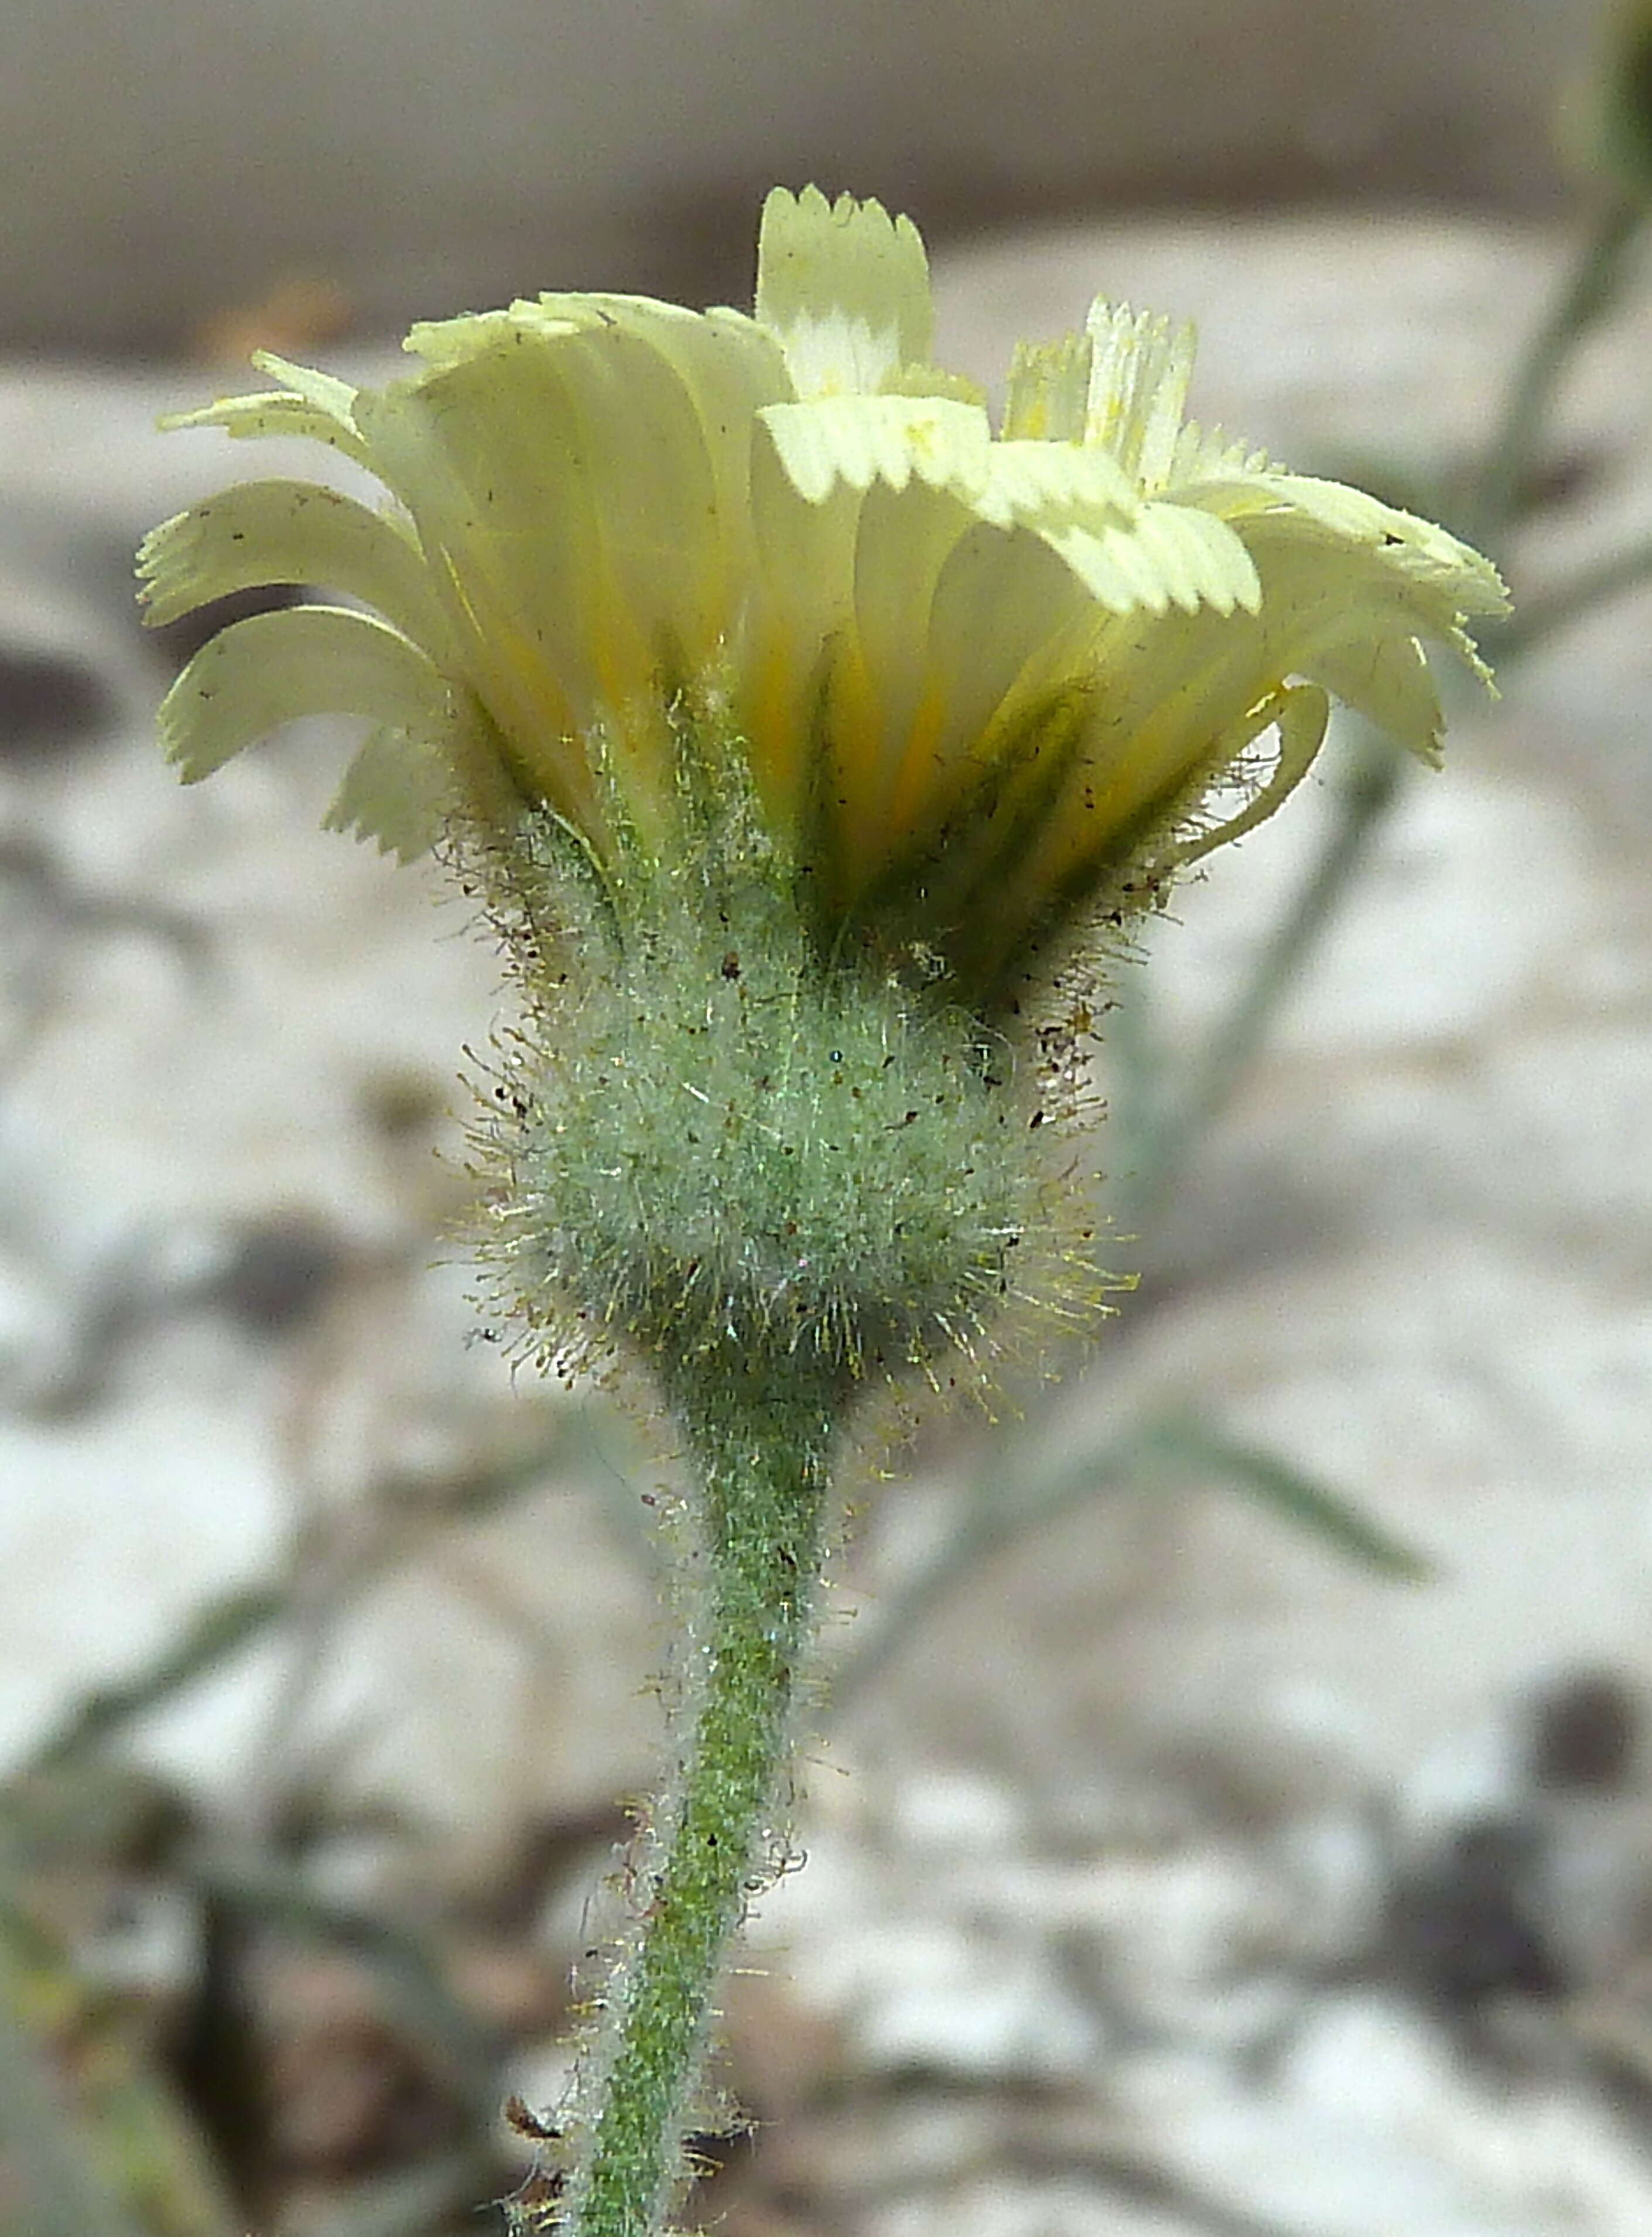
[563,1353,839,2237]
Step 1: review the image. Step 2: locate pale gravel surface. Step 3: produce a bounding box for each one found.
[2,211,1651,2233]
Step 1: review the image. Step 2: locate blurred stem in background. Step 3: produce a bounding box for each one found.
[1110,727,1403,1234]
[1465,193,1646,553]
[1109,186,1651,1234]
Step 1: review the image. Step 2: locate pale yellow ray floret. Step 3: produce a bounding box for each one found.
[138,478,450,651]
[141,186,1507,987]
[1082,302,1195,489]
[754,183,936,399]
[162,350,375,466]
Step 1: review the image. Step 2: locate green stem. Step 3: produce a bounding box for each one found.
[1115,206,1650,1237]
[559,1353,837,2237]
[1494,530,1652,658]
[1124,733,1401,1225]
[1466,196,1646,550]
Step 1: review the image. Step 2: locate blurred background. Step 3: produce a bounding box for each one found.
[5,4,1652,2234]
[0,0,1613,357]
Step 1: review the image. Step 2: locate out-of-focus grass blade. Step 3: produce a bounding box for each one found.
[0,1916,239,2237]
[831,1436,1148,1706]
[831,1404,1429,1705]
[0,1984,146,2237]
[1135,1412,1433,1582]
[22,1401,656,1783]
[29,1585,285,1774]
[1493,532,1652,659]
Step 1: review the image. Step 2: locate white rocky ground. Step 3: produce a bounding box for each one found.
[3,213,1652,2234]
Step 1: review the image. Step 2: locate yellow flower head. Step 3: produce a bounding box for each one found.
[142,186,1505,1002]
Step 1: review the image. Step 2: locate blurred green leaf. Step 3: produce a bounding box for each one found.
[30,1585,284,1776]
[1494,531,1652,657]
[0,1916,239,2237]
[1134,1412,1433,1582]
[832,1403,1428,1705]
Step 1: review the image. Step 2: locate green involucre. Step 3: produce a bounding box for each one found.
[467,692,1095,1387]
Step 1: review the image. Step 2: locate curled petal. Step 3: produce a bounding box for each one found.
[970,440,1259,615]
[159,603,461,782]
[1187,470,1509,613]
[1040,503,1261,615]
[760,395,993,504]
[1171,682,1332,867]
[160,350,372,469]
[138,479,450,653]
[1312,628,1447,761]
[970,439,1138,529]
[922,523,1098,762]
[403,302,579,370]
[352,298,789,837]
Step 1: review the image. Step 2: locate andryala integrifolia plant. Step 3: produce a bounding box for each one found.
[142,186,1504,2237]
